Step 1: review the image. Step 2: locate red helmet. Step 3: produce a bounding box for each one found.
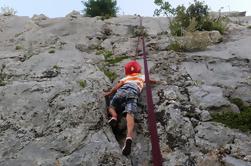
[124,60,141,75]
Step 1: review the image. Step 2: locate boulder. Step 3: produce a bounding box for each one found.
[231,85,251,104]
[65,10,81,19]
[195,122,235,151]
[188,85,231,110]
[31,14,48,22]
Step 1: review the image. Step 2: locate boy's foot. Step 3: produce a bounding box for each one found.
[122,137,132,156]
[108,117,117,129]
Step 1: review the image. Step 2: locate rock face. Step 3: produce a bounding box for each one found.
[0,13,251,166]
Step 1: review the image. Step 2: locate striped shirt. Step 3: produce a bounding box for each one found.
[120,73,145,92]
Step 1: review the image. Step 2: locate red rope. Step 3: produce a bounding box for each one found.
[138,16,163,166]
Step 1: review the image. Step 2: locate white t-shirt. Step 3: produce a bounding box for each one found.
[120,73,145,92]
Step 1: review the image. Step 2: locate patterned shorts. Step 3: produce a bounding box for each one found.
[110,84,139,115]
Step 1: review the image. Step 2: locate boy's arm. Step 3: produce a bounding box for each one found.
[149,79,167,85]
[149,79,158,84]
[104,81,124,96]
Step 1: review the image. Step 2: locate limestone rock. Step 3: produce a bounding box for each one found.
[65,10,81,19]
[200,110,212,121]
[195,122,235,151]
[1,14,251,166]
[31,14,48,23]
[188,85,230,110]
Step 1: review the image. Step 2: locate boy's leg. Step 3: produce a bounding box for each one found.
[108,106,118,120]
[122,113,134,156]
[126,113,134,138]
[108,106,118,129]
[122,98,137,156]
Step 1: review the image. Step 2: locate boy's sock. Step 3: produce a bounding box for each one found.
[108,117,117,129]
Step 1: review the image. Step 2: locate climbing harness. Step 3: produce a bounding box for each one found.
[136,16,163,166]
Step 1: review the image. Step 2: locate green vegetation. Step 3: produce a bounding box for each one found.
[0,6,16,16]
[96,50,128,65]
[133,26,148,37]
[15,45,23,50]
[0,64,7,86]
[211,98,251,132]
[154,0,227,36]
[102,69,118,82]
[168,41,184,52]
[78,80,87,88]
[96,49,128,82]
[247,25,251,29]
[53,65,59,70]
[23,52,33,60]
[48,50,55,54]
[127,25,149,38]
[82,0,118,18]
[15,32,23,37]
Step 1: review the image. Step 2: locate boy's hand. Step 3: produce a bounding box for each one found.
[159,80,167,84]
[149,80,167,85]
[103,91,111,97]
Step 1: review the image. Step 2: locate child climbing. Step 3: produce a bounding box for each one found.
[104,60,157,156]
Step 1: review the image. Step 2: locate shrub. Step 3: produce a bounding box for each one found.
[153,0,175,17]
[247,25,251,29]
[202,17,227,34]
[82,0,118,18]
[169,19,183,36]
[154,0,227,36]
[211,98,251,132]
[168,41,184,52]
[186,0,209,31]
[0,6,17,16]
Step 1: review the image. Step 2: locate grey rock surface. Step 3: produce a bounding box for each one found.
[0,14,251,166]
[188,85,231,109]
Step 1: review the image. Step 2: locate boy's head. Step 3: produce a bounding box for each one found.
[124,60,141,75]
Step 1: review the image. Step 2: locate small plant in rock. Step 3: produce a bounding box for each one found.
[211,98,251,132]
[23,52,33,60]
[102,25,112,36]
[96,49,128,82]
[82,0,118,18]
[133,26,149,37]
[102,67,118,82]
[98,65,117,82]
[53,65,59,70]
[0,6,17,16]
[48,50,55,54]
[247,25,251,29]
[15,32,24,37]
[128,25,149,37]
[0,64,7,86]
[97,50,128,65]
[15,45,23,50]
[168,41,184,52]
[78,80,87,88]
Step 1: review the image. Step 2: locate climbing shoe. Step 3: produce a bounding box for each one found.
[108,117,117,129]
[122,137,132,156]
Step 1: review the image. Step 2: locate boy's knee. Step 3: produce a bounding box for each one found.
[126,112,135,118]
